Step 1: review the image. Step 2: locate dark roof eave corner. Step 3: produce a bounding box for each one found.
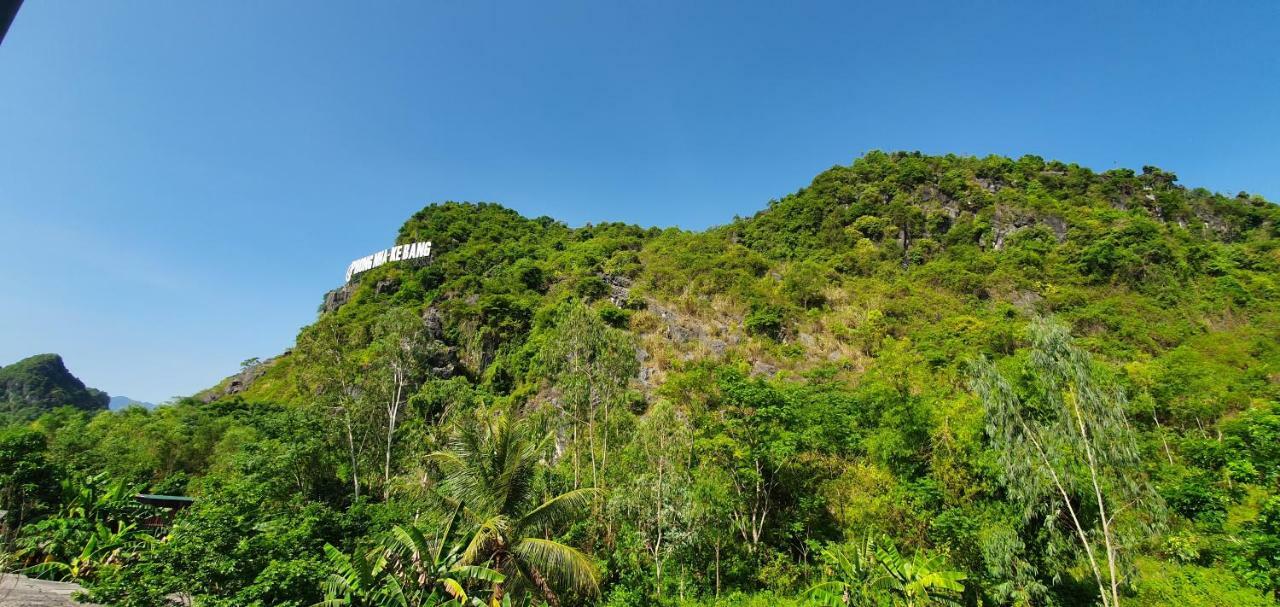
[133,494,197,509]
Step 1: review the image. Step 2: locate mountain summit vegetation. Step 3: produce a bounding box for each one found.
[3,151,1280,607]
[0,353,109,419]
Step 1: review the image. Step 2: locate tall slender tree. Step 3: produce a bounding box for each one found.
[536,301,639,553]
[612,400,694,596]
[296,315,375,500]
[537,303,637,493]
[371,307,433,500]
[971,320,1161,607]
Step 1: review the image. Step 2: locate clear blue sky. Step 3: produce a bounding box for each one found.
[1,1,1277,404]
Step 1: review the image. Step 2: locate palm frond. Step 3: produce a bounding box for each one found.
[510,537,599,597]
[450,565,505,584]
[516,487,601,534]
[460,517,506,566]
[426,451,465,471]
[436,501,465,564]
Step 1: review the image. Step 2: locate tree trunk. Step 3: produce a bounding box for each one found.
[1152,411,1174,465]
[383,371,404,501]
[654,440,665,595]
[572,423,580,489]
[1017,413,1109,607]
[587,390,599,488]
[527,564,561,607]
[714,543,721,599]
[344,409,361,499]
[1068,391,1121,607]
[490,551,509,605]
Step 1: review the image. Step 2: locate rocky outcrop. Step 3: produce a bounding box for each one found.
[985,206,1067,251]
[321,283,356,313]
[195,352,288,403]
[602,274,634,308]
[321,266,414,314]
[422,306,445,340]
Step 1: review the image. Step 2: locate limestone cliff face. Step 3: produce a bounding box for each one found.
[322,271,417,314]
[321,283,355,314]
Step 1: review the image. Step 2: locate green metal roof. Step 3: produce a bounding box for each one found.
[134,494,196,508]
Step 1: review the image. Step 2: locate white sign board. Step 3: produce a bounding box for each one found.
[346,241,432,282]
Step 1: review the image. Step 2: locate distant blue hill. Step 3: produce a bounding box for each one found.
[109,395,156,410]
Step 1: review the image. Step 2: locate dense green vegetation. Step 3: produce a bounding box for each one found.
[0,354,108,420]
[4,151,1280,606]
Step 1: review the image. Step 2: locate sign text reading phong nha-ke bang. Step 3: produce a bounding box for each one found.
[345,241,432,282]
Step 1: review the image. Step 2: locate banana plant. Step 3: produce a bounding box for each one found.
[15,473,154,580]
[806,535,965,607]
[25,520,153,581]
[56,473,137,521]
[807,536,894,607]
[873,539,966,607]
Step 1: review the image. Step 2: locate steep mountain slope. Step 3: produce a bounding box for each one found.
[191,152,1278,605]
[0,354,110,419]
[229,152,1279,415]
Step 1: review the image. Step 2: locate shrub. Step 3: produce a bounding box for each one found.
[745,304,785,340]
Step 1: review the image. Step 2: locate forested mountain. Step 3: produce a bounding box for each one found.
[0,353,109,419]
[4,152,1280,607]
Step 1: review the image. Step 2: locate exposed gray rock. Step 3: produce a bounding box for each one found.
[985,207,1066,251]
[708,339,727,357]
[750,360,778,377]
[321,283,355,313]
[421,306,444,340]
[1009,289,1044,312]
[601,274,633,307]
[1042,215,1068,240]
[988,216,1034,251]
[668,323,698,344]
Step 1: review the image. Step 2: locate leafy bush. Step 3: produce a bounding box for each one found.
[744,304,785,340]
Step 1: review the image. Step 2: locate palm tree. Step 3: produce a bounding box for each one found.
[318,504,503,607]
[429,412,599,607]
